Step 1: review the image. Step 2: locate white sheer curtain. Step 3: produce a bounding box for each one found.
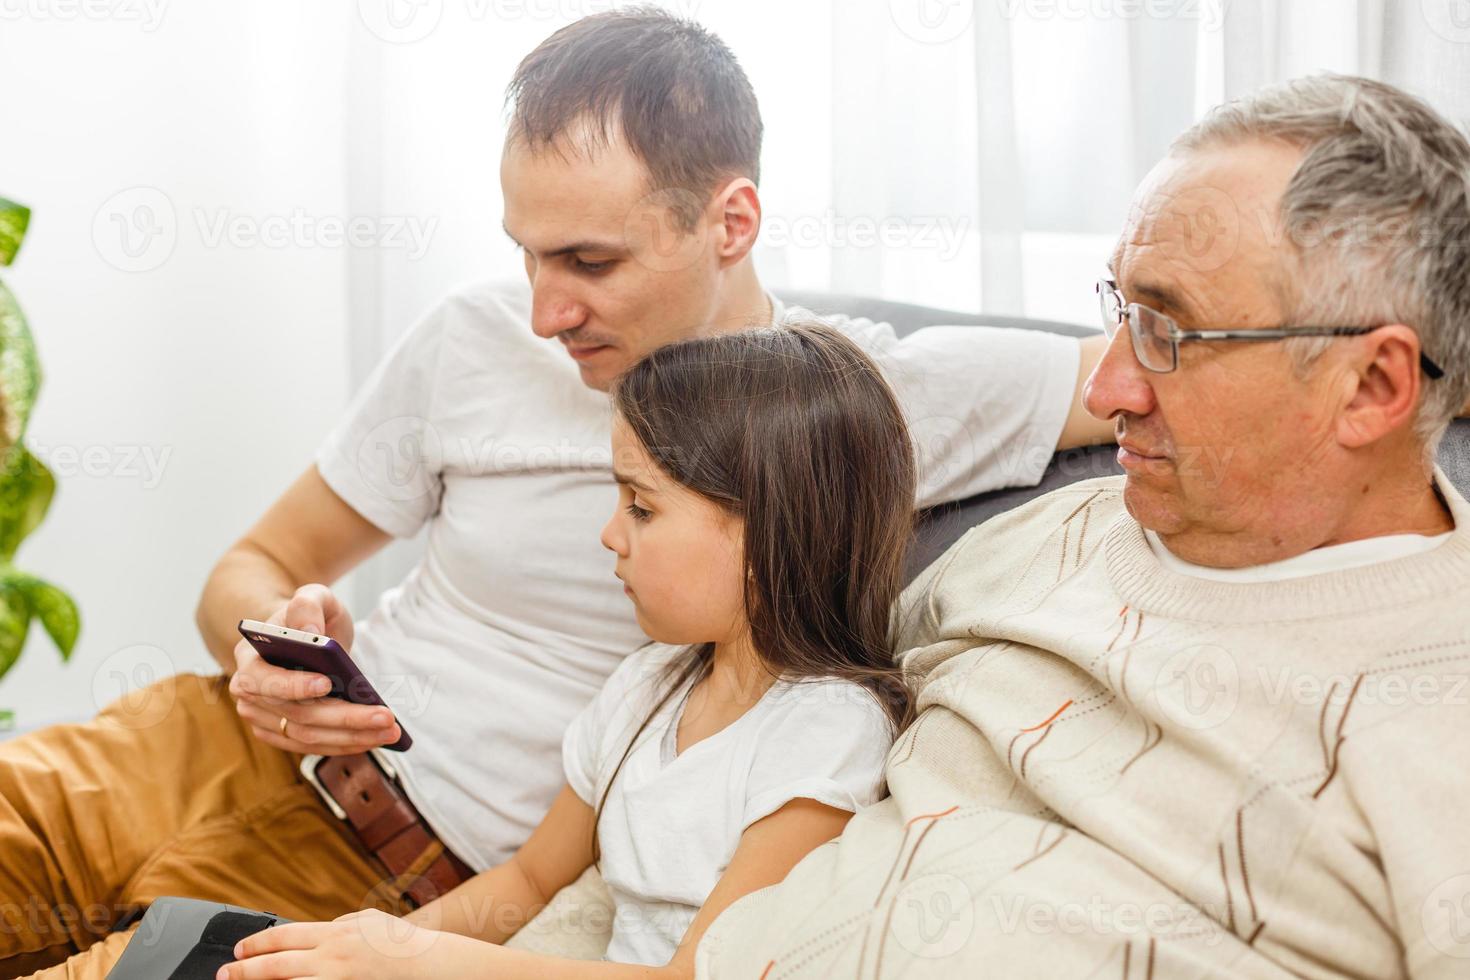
[827,0,1470,325]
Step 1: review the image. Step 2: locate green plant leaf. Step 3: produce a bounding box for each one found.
[12,573,78,658]
[0,199,28,268]
[0,279,41,446]
[0,576,31,682]
[0,447,54,562]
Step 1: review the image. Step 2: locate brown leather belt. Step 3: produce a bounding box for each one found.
[300,750,475,908]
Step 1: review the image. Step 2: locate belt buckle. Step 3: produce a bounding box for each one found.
[299,749,403,822]
[368,746,400,783]
[298,754,348,821]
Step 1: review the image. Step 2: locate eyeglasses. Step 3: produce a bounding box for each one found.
[1096,277,1445,379]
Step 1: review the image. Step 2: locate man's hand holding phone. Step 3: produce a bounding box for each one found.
[229,584,404,756]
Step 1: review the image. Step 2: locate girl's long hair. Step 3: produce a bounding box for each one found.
[590,321,918,866]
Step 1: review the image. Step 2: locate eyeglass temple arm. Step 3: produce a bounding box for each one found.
[1172,327,1444,379]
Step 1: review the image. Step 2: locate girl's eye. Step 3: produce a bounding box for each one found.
[625,503,652,522]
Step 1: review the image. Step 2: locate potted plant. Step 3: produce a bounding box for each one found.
[0,198,80,731]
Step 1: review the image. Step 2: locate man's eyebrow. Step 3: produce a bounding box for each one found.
[612,469,657,493]
[501,223,625,259]
[1125,278,1203,324]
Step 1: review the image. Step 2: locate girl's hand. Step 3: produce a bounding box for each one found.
[217,908,447,980]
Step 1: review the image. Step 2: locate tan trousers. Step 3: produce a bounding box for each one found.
[0,672,407,979]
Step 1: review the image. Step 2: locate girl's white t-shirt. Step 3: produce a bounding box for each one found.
[561,642,897,966]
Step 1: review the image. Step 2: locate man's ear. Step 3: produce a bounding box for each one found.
[1336,324,1423,449]
[709,177,760,269]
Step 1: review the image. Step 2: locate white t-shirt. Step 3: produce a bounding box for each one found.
[314,279,1077,870]
[1144,528,1454,582]
[561,642,895,966]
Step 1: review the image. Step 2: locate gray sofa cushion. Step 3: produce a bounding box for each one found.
[777,291,1470,581]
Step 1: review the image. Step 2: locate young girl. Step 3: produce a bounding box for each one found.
[221,323,917,979]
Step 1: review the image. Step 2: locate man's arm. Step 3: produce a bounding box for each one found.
[195,465,411,757]
[1056,333,1114,450]
[196,464,390,671]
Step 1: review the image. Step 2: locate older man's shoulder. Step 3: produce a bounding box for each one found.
[915,476,1128,595]
[962,475,1125,548]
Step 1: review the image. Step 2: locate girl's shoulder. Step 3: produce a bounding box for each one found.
[737,674,899,827]
[760,675,896,736]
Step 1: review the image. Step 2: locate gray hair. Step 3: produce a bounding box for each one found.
[1174,73,1470,456]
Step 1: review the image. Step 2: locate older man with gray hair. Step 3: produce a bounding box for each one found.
[695,74,1470,978]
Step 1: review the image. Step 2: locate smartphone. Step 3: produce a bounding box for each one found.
[236,619,412,752]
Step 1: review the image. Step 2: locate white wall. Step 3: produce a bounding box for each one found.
[0,4,356,729]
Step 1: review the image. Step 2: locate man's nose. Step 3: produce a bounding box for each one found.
[530,278,587,339]
[1083,320,1158,422]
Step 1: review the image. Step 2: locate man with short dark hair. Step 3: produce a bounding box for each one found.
[0,10,1109,977]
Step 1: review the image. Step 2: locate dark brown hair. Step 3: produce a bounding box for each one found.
[504,6,762,229]
[591,322,918,865]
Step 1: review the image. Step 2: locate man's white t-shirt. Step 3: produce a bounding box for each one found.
[314,279,1077,870]
[561,642,894,965]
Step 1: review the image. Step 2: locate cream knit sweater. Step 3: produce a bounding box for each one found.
[697,473,1470,979]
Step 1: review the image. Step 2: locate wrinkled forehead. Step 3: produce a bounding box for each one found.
[1109,140,1305,326]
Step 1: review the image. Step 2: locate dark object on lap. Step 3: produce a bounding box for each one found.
[104,897,288,980]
